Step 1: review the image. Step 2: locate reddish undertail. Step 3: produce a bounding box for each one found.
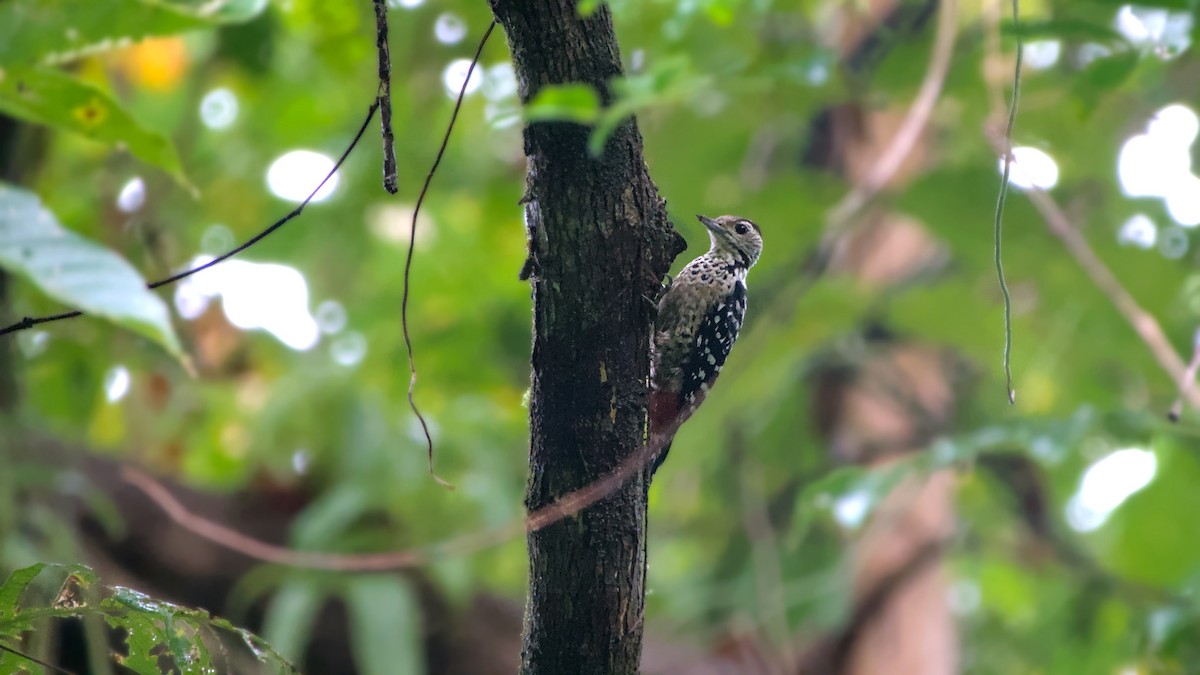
[648,389,680,438]
[648,387,711,473]
[647,389,678,474]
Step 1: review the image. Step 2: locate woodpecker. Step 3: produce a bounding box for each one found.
[649,214,763,473]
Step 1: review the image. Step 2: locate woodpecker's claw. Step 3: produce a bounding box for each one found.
[642,293,659,314]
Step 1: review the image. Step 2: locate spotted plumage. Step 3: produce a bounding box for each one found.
[649,214,763,473]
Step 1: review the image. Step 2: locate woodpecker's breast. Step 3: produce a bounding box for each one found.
[674,278,746,409]
[650,251,748,421]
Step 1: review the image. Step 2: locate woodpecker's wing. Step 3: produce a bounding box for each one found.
[677,280,746,409]
[651,283,694,387]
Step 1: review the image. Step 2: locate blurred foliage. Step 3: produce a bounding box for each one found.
[2,0,1200,672]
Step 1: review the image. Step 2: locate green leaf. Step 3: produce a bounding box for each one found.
[223,624,301,674]
[589,102,636,156]
[0,0,267,67]
[163,612,207,673]
[0,183,183,359]
[0,565,295,674]
[0,564,46,618]
[586,58,711,155]
[577,0,602,17]
[162,0,270,23]
[806,461,917,530]
[261,579,326,662]
[1003,19,1130,45]
[291,484,372,549]
[1087,0,1189,8]
[0,564,98,635]
[343,576,422,675]
[106,587,216,673]
[524,84,602,125]
[1080,50,1140,91]
[0,67,190,186]
[105,607,167,674]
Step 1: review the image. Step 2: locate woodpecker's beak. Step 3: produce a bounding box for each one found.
[697,214,721,234]
[698,214,732,249]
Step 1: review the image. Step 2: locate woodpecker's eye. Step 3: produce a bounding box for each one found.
[734,222,749,235]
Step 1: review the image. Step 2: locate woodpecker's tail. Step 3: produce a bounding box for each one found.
[649,441,673,477]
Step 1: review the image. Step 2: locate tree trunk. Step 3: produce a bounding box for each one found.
[487,1,683,672]
[0,115,44,413]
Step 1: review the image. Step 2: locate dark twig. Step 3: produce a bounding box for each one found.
[0,103,381,337]
[374,0,399,194]
[0,309,83,336]
[0,642,78,675]
[401,21,496,488]
[993,0,1023,405]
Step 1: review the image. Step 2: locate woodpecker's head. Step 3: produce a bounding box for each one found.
[698,214,762,269]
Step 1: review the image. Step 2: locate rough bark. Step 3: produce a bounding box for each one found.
[0,118,21,413]
[0,115,45,413]
[487,1,684,672]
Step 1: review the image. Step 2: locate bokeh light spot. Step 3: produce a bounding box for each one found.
[199,88,239,130]
[434,12,467,44]
[315,299,347,335]
[1024,40,1062,70]
[1001,146,1059,190]
[266,150,339,203]
[832,490,870,529]
[1065,448,1157,532]
[331,331,368,367]
[104,364,131,403]
[1118,104,1200,229]
[1118,214,1157,249]
[116,177,145,213]
[201,224,235,254]
[442,59,484,98]
[174,256,320,351]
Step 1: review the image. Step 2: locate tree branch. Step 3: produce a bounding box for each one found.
[825,0,958,230]
[1017,180,1200,411]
